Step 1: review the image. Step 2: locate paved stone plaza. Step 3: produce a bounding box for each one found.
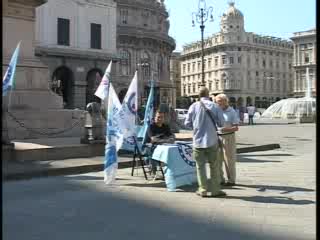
[3,122,316,240]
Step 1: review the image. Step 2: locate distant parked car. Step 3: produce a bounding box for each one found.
[175,108,188,121]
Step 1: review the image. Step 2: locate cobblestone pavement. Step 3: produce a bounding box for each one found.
[3,123,316,240]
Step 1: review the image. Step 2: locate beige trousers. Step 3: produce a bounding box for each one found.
[219,133,237,183]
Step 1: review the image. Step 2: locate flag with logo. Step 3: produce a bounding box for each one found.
[121,70,138,140]
[3,41,21,96]
[138,79,155,146]
[94,61,112,101]
[104,82,125,184]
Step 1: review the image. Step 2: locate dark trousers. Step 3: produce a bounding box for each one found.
[248,115,254,125]
[143,144,159,173]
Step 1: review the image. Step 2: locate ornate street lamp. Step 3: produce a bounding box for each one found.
[192,0,213,87]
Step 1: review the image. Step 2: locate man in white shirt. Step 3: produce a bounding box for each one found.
[246,104,256,125]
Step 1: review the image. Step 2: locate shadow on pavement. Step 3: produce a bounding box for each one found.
[66,175,131,181]
[238,157,283,163]
[4,176,300,240]
[225,195,315,205]
[236,183,315,194]
[239,153,294,157]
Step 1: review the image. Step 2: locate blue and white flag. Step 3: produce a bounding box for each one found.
[3,41,21,96]
[104,83,125,184]
[138,80,155,145]
[94,61,112,101]
[121,71,138,140]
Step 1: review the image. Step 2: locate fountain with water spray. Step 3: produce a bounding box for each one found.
[261,67,316,123]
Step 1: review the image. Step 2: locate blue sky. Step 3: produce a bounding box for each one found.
[165,0,316,51]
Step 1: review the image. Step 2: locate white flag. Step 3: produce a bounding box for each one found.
[121,71,138,138]
[104,83,125,184]
[95,61,112,100]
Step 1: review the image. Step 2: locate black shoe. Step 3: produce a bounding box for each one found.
[212,191,227,198]
[196,190,208,198]
[223,182,236,187]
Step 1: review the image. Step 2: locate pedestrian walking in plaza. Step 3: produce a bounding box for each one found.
[184,87,227,198]
[215,94,239,186]
[247,104,256,125]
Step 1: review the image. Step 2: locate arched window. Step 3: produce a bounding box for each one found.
[119,50,130,76]
[141,51,150,77]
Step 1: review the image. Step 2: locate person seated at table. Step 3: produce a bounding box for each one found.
[146,109,175,176]
[148,110,175,144]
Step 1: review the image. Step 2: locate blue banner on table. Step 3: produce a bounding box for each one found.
[152,142,197,191]
[3,41,21,96]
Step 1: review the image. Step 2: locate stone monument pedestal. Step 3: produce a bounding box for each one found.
[2,90,86,140]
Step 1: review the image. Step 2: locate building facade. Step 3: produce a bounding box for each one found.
[180,2,294,108]
[115,0,176,109]
[290,29,317,98]
[35,0,117,109]
[2,0,85,140]
[169,52,181,109]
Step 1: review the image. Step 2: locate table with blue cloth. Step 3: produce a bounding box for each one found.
[152,141,197,192]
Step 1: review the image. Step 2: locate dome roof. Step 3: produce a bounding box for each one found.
[222,2,243,18]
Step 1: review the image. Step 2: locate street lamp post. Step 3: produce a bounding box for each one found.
[192,0,213,87]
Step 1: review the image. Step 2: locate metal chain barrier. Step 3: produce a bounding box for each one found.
[6,111,83,136]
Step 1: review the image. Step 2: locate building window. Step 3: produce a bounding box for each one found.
[57,18,70,46]
[215,81,219,90]
[198,62,201,71]
[247,56,250,66]
[214,57,218,66]
[182,64,186,74]
[222,55,226,65]
[208,58,212,68]
[304,53,310,63]
[209,82,212,90]
[187,63,190,72]
[229,57,234,64]
[119,50,130,75]
[192,83,196,93]
[238,56,242,64]
[90,23,101,49]
[262,59,266,68]
[192,62,195,72]
[120,9,128,24]
[238,47,241,51]
[269,60,273,68]
[256,71,259,77]
[141,51,150,77]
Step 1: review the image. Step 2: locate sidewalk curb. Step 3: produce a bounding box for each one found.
[3,144,280,182]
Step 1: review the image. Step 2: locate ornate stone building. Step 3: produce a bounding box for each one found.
[114,0,176,108]
[180,2,294,108]
[290,29,317,98]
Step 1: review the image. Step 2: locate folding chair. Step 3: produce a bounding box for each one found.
[130,138,165,181]
[130,136,148,180]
